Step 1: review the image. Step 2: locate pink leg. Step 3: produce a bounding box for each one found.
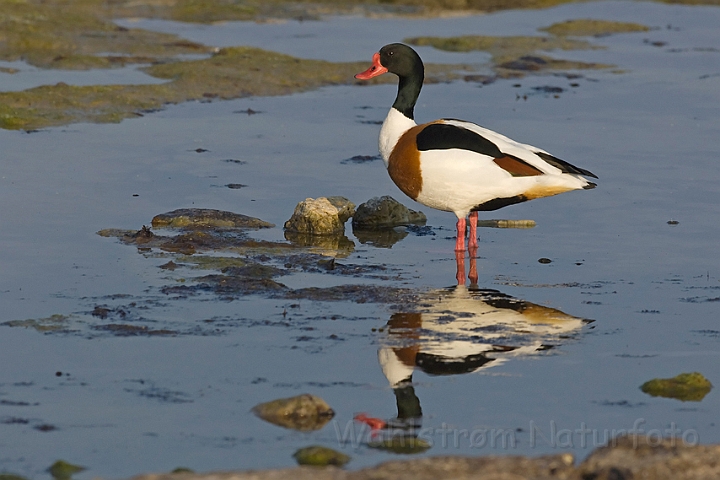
[467,246,478,285]
[455,217,466,252]
[468,212,478,250]
[455,251,466,285]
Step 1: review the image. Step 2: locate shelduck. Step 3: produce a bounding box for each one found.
[355,43,597,252]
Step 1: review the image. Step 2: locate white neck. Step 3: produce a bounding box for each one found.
[379,108,416,167]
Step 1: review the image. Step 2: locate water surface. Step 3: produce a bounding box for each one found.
[1,1,719,478]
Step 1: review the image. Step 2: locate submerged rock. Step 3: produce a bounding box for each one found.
[580,435,720,479]
[284,197,356,235]
[293,446,350,467]
[47,460,85,480]
[352,196,426,229]
[252,394,335,431]
[151,208,274,229]
[368,436,431,455]
[640,372,713,402]
[284,231,356,258]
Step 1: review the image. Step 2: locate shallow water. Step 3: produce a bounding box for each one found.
[1,1,720,478]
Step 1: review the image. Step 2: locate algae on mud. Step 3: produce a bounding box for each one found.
[0,47,377,130]
[0,1,646,130]
[405,18,652,75]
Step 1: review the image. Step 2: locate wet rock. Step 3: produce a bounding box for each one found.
[284,197,355,236]
[126,436,720,480]
[0,474,29,480]
[293,446,350,467]
[47,460,85,480]
[252,394,334,431]
[151,209,274,229]
[352,196,426,229]
[579,435,720,479]
[640,372,712,401]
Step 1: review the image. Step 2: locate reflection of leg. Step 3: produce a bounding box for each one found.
[385,380,423,432]
[455,217,466,252]
[468,246,478,285]
[394,381,422,422]
[455,250,466,285]
[468,211,478,250]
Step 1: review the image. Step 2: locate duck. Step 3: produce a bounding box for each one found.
[355,43,597,252]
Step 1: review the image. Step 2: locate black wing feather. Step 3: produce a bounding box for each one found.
[416,123,503,158]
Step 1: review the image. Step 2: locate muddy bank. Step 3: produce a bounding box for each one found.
[0,0,675,129]
[129,436,720,480]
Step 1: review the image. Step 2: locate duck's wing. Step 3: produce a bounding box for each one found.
[433,119,597,179]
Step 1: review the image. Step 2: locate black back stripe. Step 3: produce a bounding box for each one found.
[472,195,528,212]
[535,151,598,179]
[416,123,503,158]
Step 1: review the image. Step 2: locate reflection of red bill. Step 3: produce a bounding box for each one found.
[354,412,387,430]
[354,53,388,80]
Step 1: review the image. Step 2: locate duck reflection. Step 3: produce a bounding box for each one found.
[356,250,590,452]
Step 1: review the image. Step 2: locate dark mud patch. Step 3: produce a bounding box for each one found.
[124,381,194,404]
[0,208,424,337]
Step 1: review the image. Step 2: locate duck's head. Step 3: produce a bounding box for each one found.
[355,43,424,80]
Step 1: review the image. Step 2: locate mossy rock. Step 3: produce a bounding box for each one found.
[252,394,335,431]
[293,446,351,467]
[0,474,29,480]
[640,372,713,402]
[352,196,426,229]
[47,460,85,480]
[151,209,274,229]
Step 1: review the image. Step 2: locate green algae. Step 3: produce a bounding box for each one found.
[2,314,74,332]
[0,1,210,70]
[405,18,653,75]
[151,208,274,229]
[293,445,351,467]
[0,474,28,480]
[0,47,377,130]
[47,460,85,480]
[252,394,335,431]
[540,19,651,37]
[640,372,713,402]
[406,27,615,75]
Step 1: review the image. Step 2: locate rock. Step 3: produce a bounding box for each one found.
[151,208,274,229]
[284,197,355,236]
[125,436,720,480]
[47,460,85,479]
[293,446,350,467]
[326,196,356,223]
[579,435,720,479]
[352,196,426,229]
[640,372,713,401]
[252,394,335,431]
